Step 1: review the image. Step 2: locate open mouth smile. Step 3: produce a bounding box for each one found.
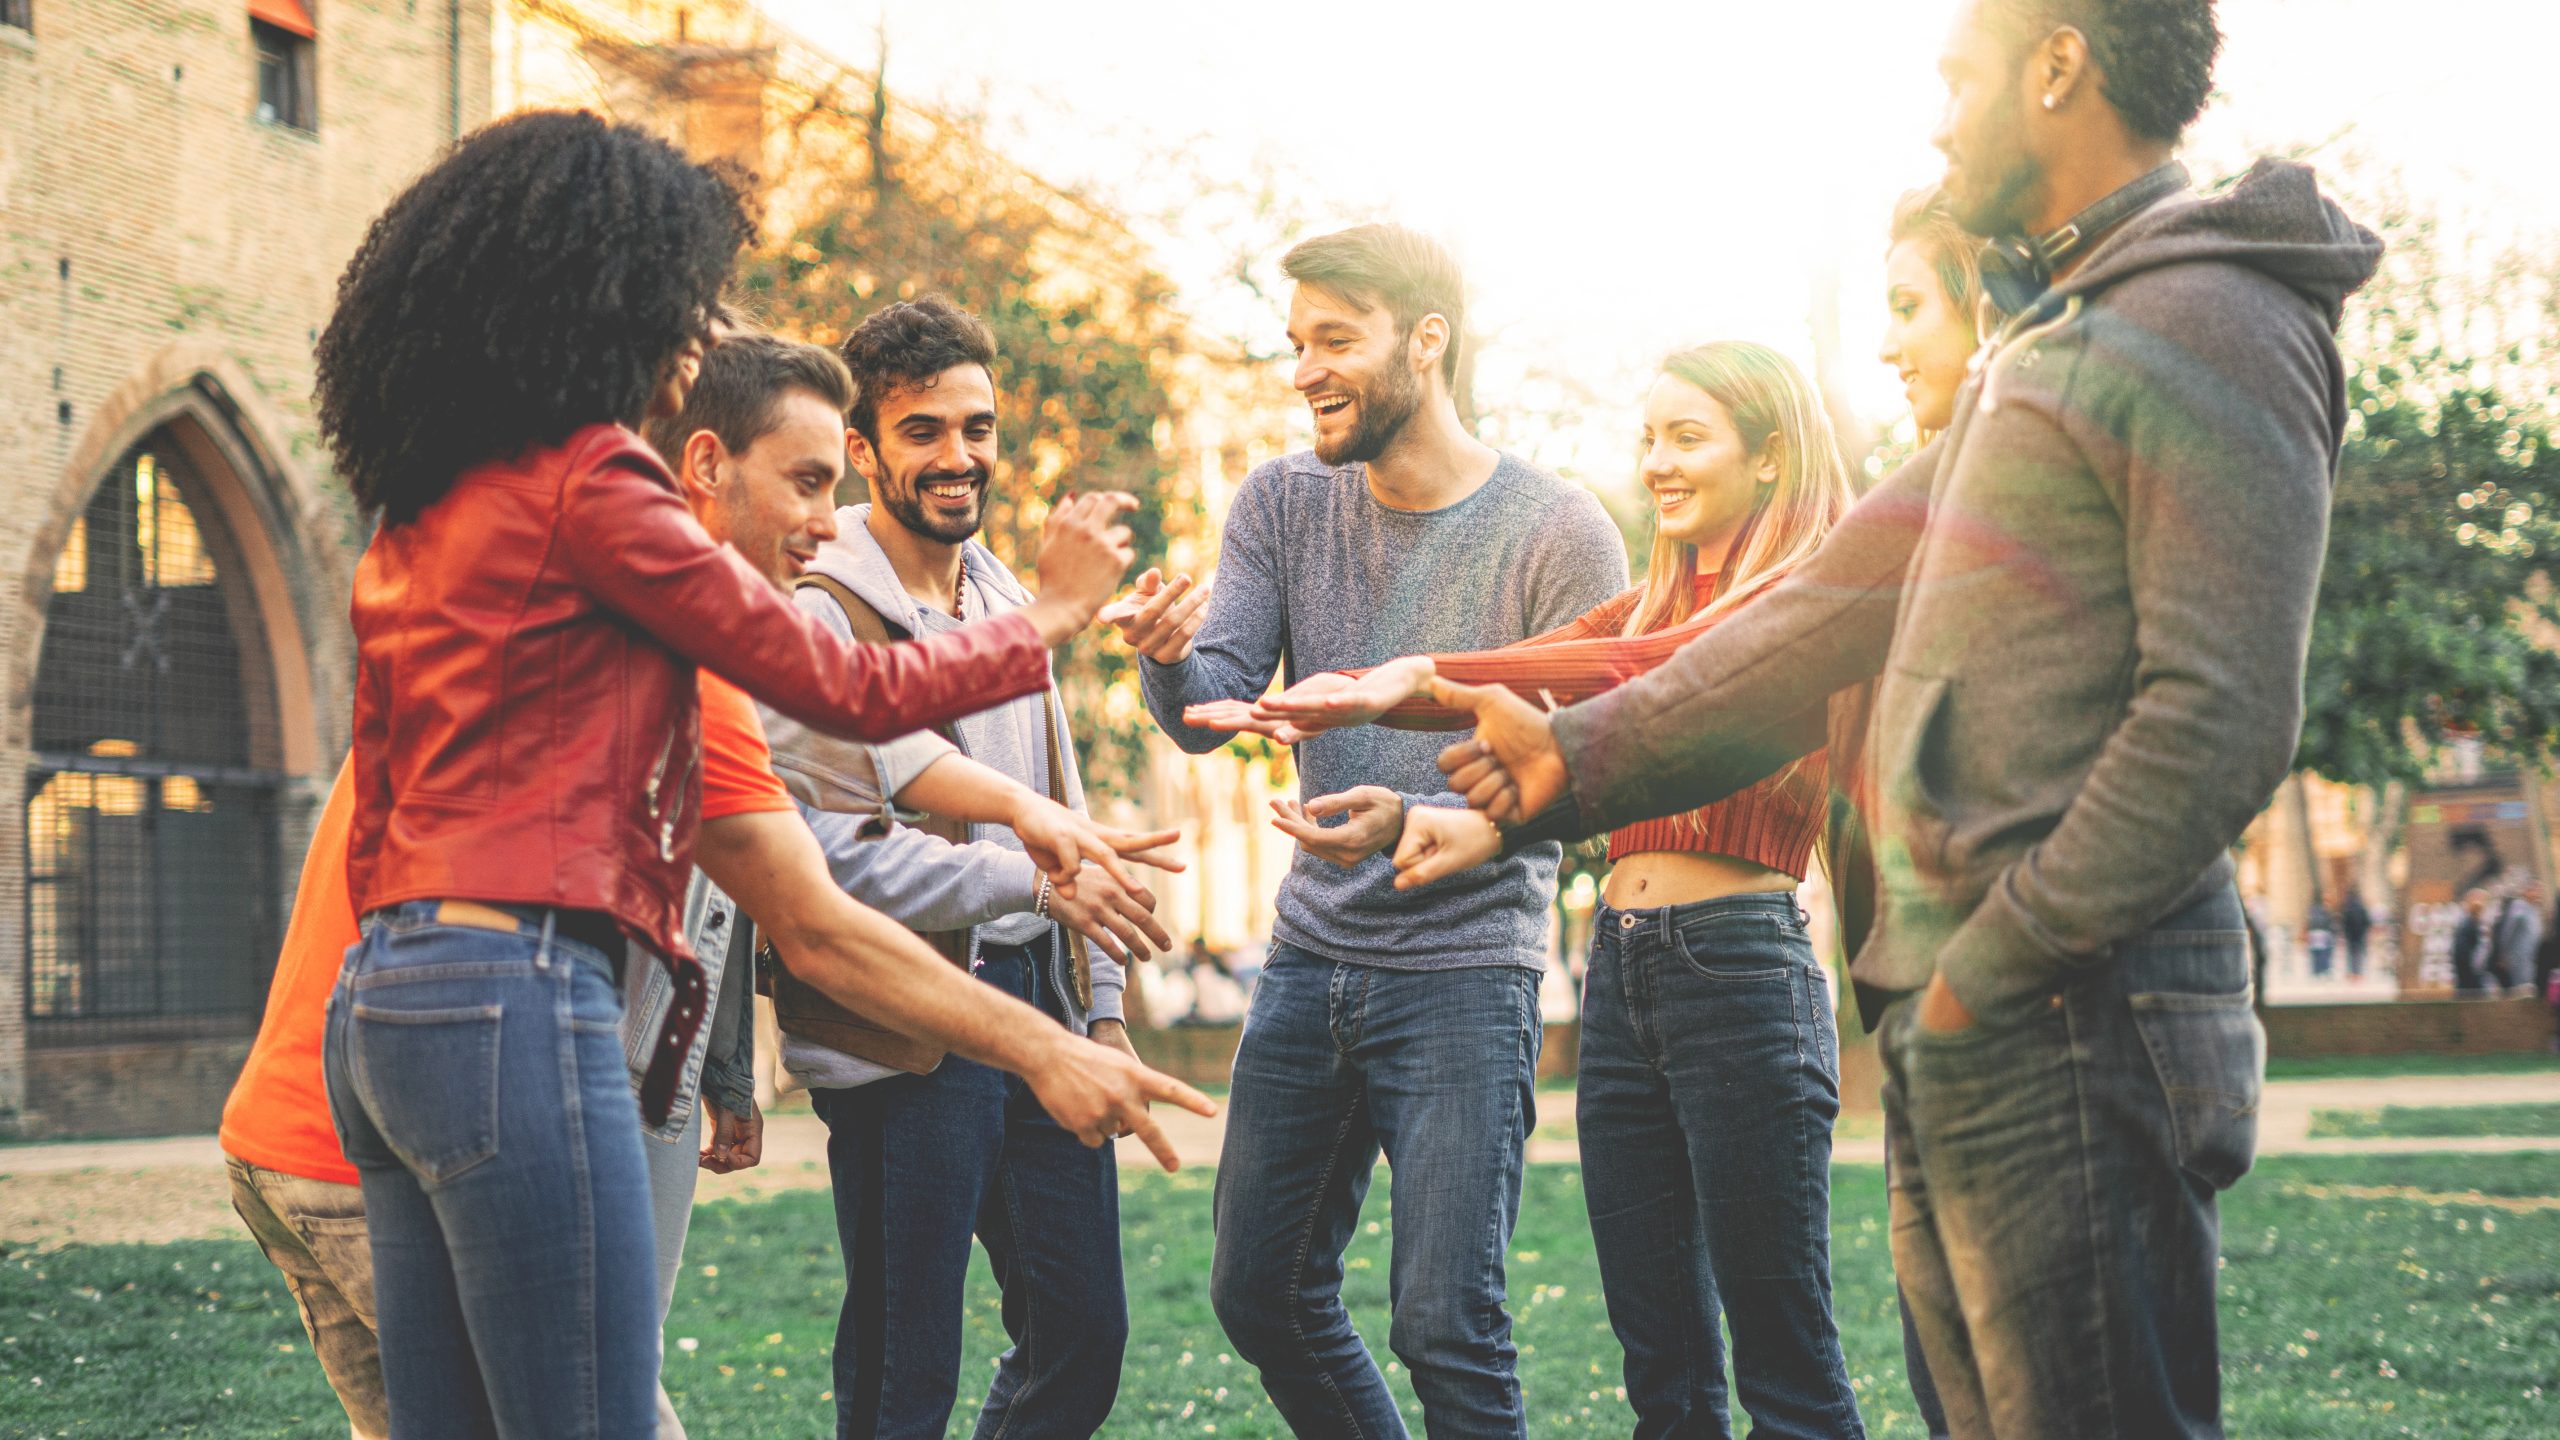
[1309,394,1352,419]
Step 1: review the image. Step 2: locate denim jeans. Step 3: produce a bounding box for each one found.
[1881,886,2263,1440]
[808,947,1126,1440]
[1208,944,1542,1439]
[1577,893,1865,1439]
[324,902,660,1439]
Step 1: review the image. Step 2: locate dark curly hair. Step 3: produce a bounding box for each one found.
[1987,0,2221,141]
[839,295,998,445]
[315,110,754,523]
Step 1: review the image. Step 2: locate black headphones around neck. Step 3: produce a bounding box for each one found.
[1977,163,2190,319]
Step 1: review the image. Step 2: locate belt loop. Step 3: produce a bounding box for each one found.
[536,908,557,970]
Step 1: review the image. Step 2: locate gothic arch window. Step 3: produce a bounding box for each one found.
[26,431,284,1031]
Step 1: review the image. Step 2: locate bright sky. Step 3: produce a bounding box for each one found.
[768,0,2560,491]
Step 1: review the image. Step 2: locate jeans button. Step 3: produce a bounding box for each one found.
[1619,914,1637,931]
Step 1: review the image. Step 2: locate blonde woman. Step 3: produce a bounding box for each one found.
[1196,342,1867,1438]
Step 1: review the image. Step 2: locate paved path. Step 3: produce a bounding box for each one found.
[7,1071,2557,1249]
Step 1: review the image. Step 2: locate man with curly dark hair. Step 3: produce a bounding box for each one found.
[308,110,1203,1437]
[1404,2,2385,1435]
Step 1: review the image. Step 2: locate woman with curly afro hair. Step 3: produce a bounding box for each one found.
[310,110,1140,1435]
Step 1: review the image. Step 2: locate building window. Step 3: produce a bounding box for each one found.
[2,1,32,35]
[251,3,316,132]
[27,440,282,1033]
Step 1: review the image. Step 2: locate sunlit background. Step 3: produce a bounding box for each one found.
[774,0,2560,497]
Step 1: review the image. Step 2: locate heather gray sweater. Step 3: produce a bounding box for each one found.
[1143,451,1626,970]
[1546,159,2383,1022]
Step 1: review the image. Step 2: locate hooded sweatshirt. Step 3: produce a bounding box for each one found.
[1544,158,2384,1023]
[759,507,1124,1089]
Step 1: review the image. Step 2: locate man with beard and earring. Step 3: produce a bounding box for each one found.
[1110,225,1627,1438]
[760,295,1181,1440]
[1400,3,2383,1436]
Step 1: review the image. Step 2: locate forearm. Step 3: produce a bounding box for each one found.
[563,463,1051,742]
[896,752,1040,828]
[1375,621,1702,730]
[799,804,1041,931]
[696,810,1073,1080]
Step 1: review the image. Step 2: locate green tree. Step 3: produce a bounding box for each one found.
[2297,201,2560,788]
[734,72,1203,797]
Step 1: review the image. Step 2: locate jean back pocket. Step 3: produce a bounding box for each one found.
[348,1002,503,1185]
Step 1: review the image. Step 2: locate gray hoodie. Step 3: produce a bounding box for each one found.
[759,506,1124,1089]
[1546,159,2384,1023]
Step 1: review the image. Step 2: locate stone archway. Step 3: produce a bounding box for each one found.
[2,346,353,1136]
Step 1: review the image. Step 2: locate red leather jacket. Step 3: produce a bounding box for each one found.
[347,423,1052,963]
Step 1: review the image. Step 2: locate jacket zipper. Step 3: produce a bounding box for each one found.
[1975,296,2080,416]
[657,735,700,862]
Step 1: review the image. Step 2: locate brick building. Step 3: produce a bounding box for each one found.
[0,1,494,1137]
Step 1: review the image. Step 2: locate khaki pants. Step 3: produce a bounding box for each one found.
[226,1158,389,1440]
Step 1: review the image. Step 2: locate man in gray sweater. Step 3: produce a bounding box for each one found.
[1120,225,1626,1438]
[1412,4,2381,1437]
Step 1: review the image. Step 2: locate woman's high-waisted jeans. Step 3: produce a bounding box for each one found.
[323,901,660,1439]
[1577,891,1866,1440]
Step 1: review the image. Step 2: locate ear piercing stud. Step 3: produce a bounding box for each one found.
[2043,94,2059,111]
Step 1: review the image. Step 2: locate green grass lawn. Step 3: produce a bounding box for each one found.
[4,1155,2556,1437]
[2265,1051,2560,1082]
[2310,1102,2560,1140]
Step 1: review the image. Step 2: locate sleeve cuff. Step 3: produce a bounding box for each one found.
[1935,871,2087,1023]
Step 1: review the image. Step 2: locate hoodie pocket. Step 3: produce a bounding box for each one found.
[1871,669,1956,889]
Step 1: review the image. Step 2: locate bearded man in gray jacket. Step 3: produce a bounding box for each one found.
[1407,3,2381,1436]
[760,296,1179,1440]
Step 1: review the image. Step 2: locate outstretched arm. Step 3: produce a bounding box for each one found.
[565,459,1137,742]
[693,808,1214,1167]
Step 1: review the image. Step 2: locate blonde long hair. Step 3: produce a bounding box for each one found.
[1624,341,1858,639]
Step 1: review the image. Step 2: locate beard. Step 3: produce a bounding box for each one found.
[1315,354,1425,467]
[1946,83,2045,239]
[879,465,989,545]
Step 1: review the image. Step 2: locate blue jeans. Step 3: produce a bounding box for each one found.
[808,948,1126,1440]
[1208,944,1542,1439]
[1882,887,2262,1439]
[323,902,659,1439]
[1577,893,1865,1439]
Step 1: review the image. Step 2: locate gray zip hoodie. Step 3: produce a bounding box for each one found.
[759,507,1124,1089]
[1545,158,2384,1023]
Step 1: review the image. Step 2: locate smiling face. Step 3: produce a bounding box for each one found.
[857,362,999,545]
[717,389,845,587]
[1881,238,1982,433]
[1286,283,1425,467]
[1932,0,2045,238]
[1639,373,1775,554]
[680,386,845,590]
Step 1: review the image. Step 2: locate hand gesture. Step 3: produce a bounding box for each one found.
[1179,699,1313,745]
[1025,1030,1219,1171]
[1049,860,1175,966]
[698,1100,764,1174]
[1100,568,1214,664]
[1249,657,1435,735]
[1006,793,1184,898]
[1270,786,1405,868]
[1390,804,1506,891]
[1026,493,1142,645]
[1430,678,1569,824]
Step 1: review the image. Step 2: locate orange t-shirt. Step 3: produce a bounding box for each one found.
[219,673,794,1185]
